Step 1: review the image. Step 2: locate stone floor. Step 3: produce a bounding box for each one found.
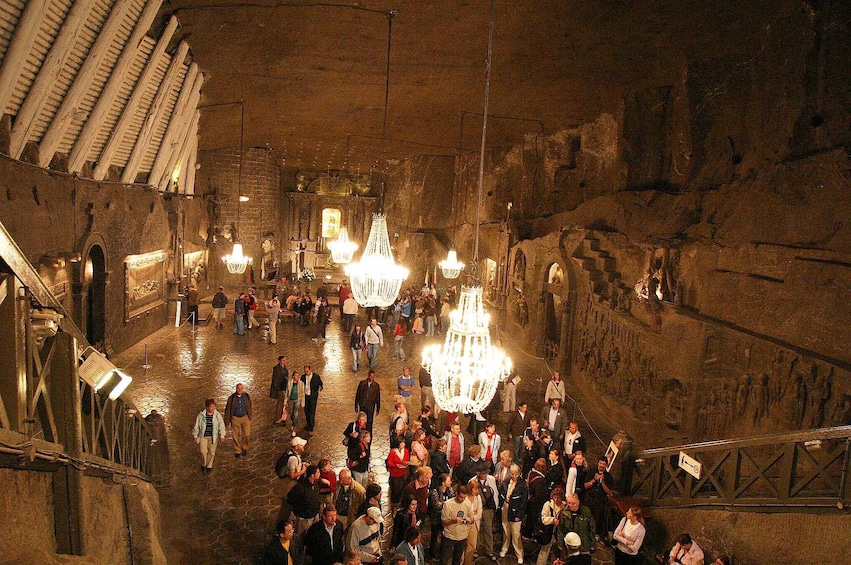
[113,305,618,564]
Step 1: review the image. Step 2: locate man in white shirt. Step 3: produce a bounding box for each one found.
[348,507,384,564]
[667,533,704,565]
[563,421,586,463]
[364,319,384,370]
[440,484,473,565]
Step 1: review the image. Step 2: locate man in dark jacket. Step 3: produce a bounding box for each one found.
[288,465,323,535]
[233,292,247,335]
[354,370,381,433]
[304,505,345,565]
[224,383,252,457]
[429,438,450,489]
[211,286,228,329]
[555,492,596,565]
[301,365,324,435]
[263,520,304,565]
[271,356,289,425]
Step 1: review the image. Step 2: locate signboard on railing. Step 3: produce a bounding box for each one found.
[678,451,702,479]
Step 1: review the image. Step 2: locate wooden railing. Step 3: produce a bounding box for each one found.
[627,426,851,511]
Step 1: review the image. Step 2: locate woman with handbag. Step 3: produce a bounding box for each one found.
[612,506,646,565]
[535,487,565,565]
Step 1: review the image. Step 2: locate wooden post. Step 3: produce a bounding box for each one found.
[0,0,51,115]
[50,331,85,555]
[148,63,201,187]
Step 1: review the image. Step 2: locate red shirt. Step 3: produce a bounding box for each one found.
[387,447,410,478]
[449,434,462,468]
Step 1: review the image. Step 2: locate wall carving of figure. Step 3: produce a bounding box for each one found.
[261,236,278,281]
[513,250,526,281]
[664,379,685,429]
[515,297,529,327]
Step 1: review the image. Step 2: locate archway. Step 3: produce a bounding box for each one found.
[85,245,106,348]
[543,262,566,360]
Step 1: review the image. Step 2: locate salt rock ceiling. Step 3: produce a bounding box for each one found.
[166,0,780,172]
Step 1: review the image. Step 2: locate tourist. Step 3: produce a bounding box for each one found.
[267,294,282,344]
[288,464,323,535]
[270,356,289,425]
[301,364,323,436]
[224,383,252,458]
[396,526,425,565]
[303,504,345,565]
[612,506,646,565]
[392,494,421,548]
[348,507,384,565]
[262,520,304,565]
[211,286,228,329]
[350,324,366,372]
[364,319,384,370]
[545,371,566,404]
[428,473,454,560]
[393,319,408,360]
[441,483,473,565]
[354,370,381,433]
[535,487,565,565]
[347,430,371,487]
[555,493,596,565]
[234,292,247,335]
[498,464,527,563]
[333,468,366,529]
[191,398,226,474]
[284,369,305,437]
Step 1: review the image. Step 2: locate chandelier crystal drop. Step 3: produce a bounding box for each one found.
[345,214,408,307]
[328,226,359,264]
[223,243,252,274]
[439,249,464,279]
[423,286,511,413]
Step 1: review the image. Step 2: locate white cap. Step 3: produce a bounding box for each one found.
[564,532,581,548]
[366,507,384,524]
[291,437,307,447]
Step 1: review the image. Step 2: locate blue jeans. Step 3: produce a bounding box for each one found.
[352,348,362,371]
[367,343,379,369]
[234,316,245,335]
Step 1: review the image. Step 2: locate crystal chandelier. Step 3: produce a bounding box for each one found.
[221,101,251,274]
[345,214,408,307]
[423,0,511,413]
[328,226,358,264]
[439,249,464,279]
[423,287,511,412]
[223,243,251,274]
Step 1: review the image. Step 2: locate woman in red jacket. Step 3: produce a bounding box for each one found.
[387,434,411,506]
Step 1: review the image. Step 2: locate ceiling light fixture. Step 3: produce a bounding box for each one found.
[423,0,511,413]
[439,249,464,279]
[345,213,408,306]
[328,225,358,264]
[222,101,252,274]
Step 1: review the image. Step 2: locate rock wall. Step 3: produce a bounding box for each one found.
[0,467,164,564]
[383,0,851,446]
[643,507,851,565]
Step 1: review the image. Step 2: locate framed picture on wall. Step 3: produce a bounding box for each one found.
[125,251,165,321]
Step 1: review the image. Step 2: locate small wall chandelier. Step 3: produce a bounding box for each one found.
[345,214,408,307]
[328,226,358,264]
[423,0,511,413]
[439,249,465,279]
[221,101,251,275]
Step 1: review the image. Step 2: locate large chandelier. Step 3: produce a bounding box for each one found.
[345,214,408,307]
[423,287,511,413]
[439,249,464,279]
[328,226,358,264]
[423,0,511,413]
[221,101,251,274]
[223,243,251,274]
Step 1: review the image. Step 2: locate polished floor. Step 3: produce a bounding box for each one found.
[113,302,617,564]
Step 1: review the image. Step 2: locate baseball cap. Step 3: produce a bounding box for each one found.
[366,507,384,523]
[291,437,307,447]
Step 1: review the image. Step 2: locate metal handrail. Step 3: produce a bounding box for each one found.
[637,426,851,457]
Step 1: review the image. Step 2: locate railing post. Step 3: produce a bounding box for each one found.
[50,331,85,555]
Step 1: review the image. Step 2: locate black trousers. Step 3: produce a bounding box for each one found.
[440,535,466,565]
[305,396,318,431]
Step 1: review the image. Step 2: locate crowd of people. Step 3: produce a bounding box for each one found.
[192,281,730,565]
